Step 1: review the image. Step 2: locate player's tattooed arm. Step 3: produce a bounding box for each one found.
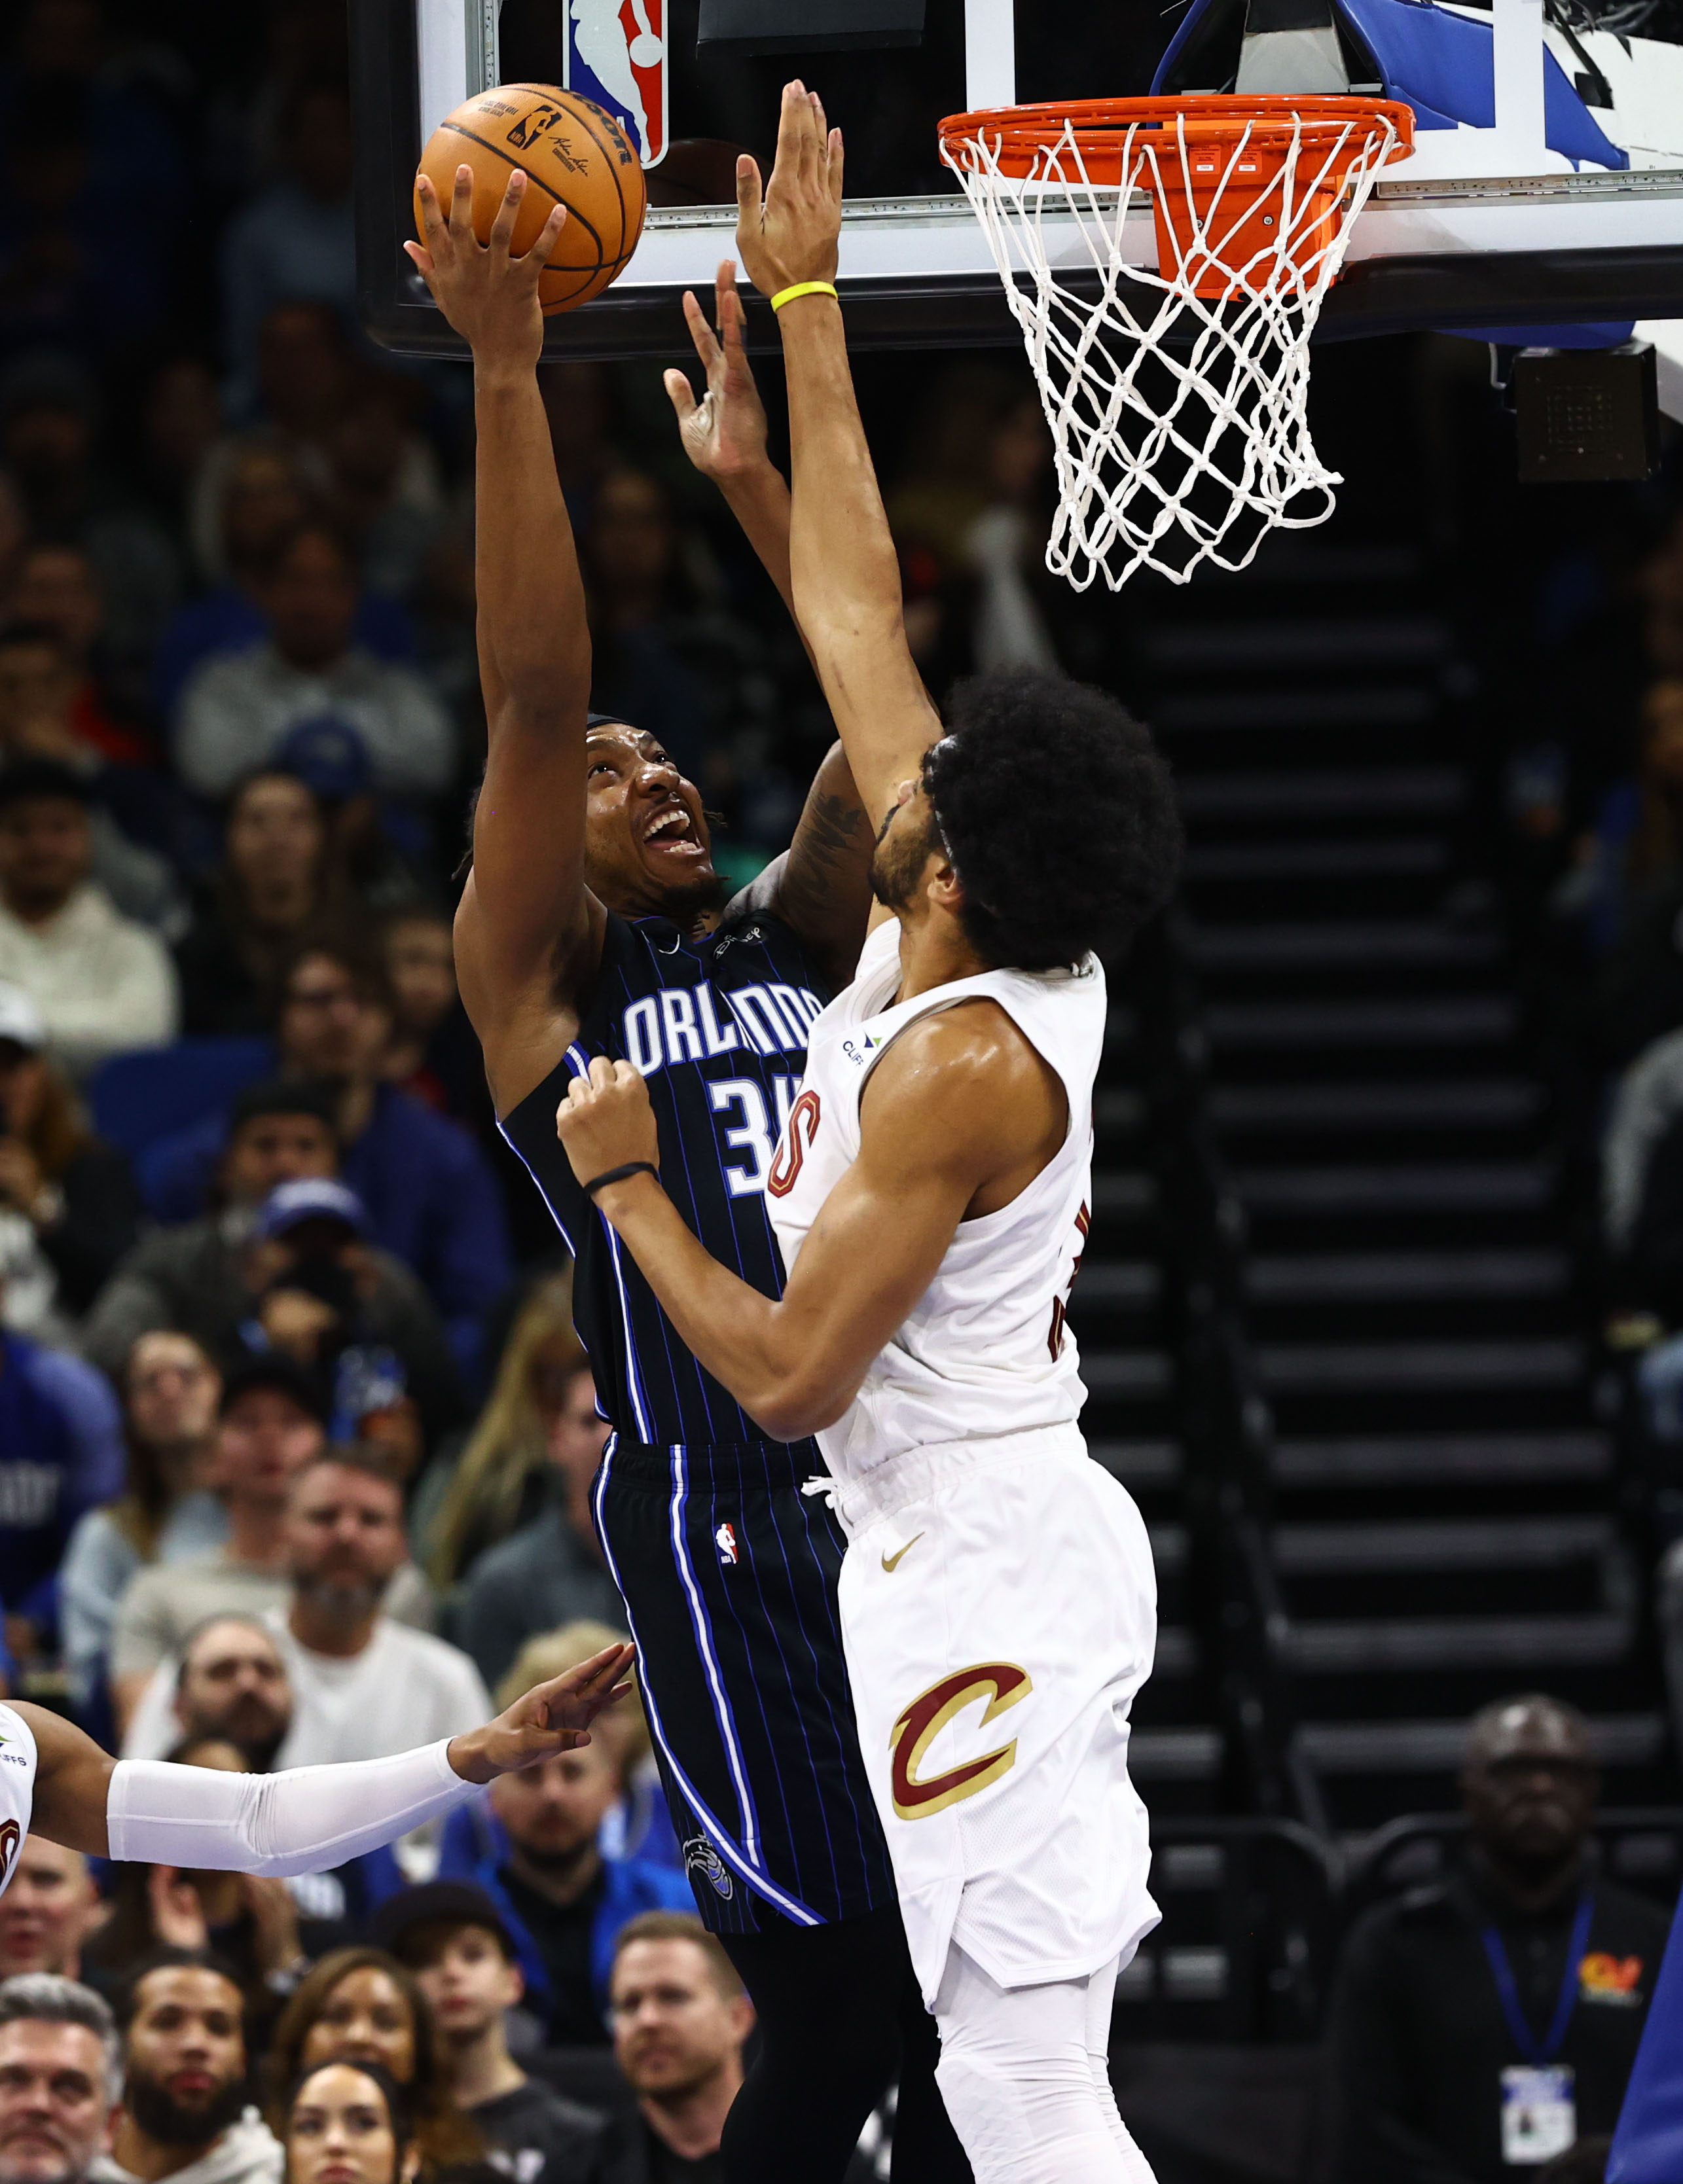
[736,84,942,831]
[739,745,877,989]
[556,1012,1064,1438]
[408,166,602,1110]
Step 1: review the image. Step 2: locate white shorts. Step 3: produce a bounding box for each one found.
[829,1423,1161,2007]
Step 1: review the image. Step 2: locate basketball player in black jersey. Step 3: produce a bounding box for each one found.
[407,168,966,2182]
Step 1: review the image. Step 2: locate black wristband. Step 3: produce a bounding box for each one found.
[582,1160,659,1198]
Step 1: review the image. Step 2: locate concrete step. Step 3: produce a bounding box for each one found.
[1208,997,1517,1049]
[1248,1250,1570,1304]
[1295,1714,1665,1776]
[1274,1515,1616,1575]
[1094,1172,1157,1218]
[1236,1164,1553,1215]
[1074,1261,1163,1306]
[1185,837,1447,883]
[1093,1441,1184,1488]
[1131,1728,1224,1782]
[1144,616,1451,673]
[1270,1431,1613,1488]
[1214,1082,1542,1133]
[1189,920,1500,972]
[1095,1088,1146,1134]
[1284,1611,1633,1674]
[1256,1337,1584,1393]
[1084,1352,1174,1398]
[1177,769,1462,824]
[1156,685,1435,734]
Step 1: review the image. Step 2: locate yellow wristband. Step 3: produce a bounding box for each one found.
[770,281,839,313]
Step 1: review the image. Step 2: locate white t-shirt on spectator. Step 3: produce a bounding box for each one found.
[0,884,177,1077]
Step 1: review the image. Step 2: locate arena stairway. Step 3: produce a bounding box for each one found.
[1127,533,1673,1839]
[1067,995,1225,1814]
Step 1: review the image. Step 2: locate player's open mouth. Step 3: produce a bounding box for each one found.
[643,806,702,855]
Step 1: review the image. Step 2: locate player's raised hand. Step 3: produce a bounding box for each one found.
[556,1056,661,1189]
[665,262,772,484]
[405,164,564,370]
[447,1640,637,1783]
[735,80,844,301]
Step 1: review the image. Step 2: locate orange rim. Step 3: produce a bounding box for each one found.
[937,92,1415,180]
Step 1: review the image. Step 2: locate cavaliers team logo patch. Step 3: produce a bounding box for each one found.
[889,1663,1032,1821]
[0,1821,20,1888]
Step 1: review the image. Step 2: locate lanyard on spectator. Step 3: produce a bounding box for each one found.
[1480,1890,1595,2065]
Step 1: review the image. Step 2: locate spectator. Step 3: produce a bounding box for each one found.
[166,1617,293,1770]
[134,359,221,562]
[0,1844,100,1980]
[6,548,153,766]
[0,1304,122,1663]
[59,1332,225,1710]
[378,912,480,1129]
[324,378,444,608]
[174,773,353,1036]
[220,88,357,416]
[277,2062,419,2184]
[165,442,414,721]
[452,1362,617,1694]
[82,1081,338,1376]
[173,524,453,804]
[0,621,180,931]
[140,948,513,1380]
[0,354,181,678]
[0,759,177,1076]
[88,1954,282,2184]
[0,980,141,1326]
[600,1914,768,2184]
[1323,1693,1670,2184]
[242,1177,461,1467]
[127,1453,482,1793]
[111,1366,435,1733]
[82,1768,310,2019]
[372,1884,606,2184]
[266,1951,483,2179]
[437,1635,689,2046]
[0,1971,122,2184]
[416,1279,587,1593]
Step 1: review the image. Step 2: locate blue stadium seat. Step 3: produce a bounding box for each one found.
[86,1038,274,1158]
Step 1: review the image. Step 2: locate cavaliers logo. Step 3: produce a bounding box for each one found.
[0,1821,20,1888]
[889,1663,1032,1820]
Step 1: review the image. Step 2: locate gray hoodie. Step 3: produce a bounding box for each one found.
[90,2108,284,2184]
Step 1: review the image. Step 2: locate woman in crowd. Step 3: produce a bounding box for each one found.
[0,982,142,1327]
[281,2060,422,2184]
[58,1328,226,1710]
[174,769,353,1033]
[268,1948,486,2179]
[414,1275,583,1590]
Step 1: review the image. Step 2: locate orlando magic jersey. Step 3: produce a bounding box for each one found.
[499,901,896,1932]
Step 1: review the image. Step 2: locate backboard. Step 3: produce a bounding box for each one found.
[350,0,1683,360]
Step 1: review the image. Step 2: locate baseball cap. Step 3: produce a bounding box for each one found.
[370,1882,518,1964]
[253,1177,371,1242]
[0,757,93,814]
[273,717,372,802]
[0,984,45,1054]
[218,1352,331,1425]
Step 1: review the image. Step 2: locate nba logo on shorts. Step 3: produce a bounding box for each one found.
[715,1521,740,1567]
[564,0,666,168]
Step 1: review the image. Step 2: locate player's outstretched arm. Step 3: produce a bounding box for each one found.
[665,263,875,987]
[554,1019,1061,1437]
[736,84,943,829]
[21,1642,634,1863]
[407,167,603,1114]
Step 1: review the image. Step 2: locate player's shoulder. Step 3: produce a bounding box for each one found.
[875,994,1051,1093]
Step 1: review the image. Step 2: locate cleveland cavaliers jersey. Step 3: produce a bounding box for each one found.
[0,1705,37,1894]
[499,901,831,1446]
[766,916,1105,1483]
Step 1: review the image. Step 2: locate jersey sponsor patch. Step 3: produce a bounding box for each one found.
[889,1662,1033,1820]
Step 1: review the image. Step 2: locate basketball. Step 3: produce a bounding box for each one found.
[414,84,648,315]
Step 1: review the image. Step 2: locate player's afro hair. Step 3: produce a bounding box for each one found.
[926,668,1182,972]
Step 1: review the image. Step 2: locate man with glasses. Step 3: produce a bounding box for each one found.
[1325,1695,1670,2183]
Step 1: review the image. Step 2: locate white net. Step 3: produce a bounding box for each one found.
[940,104,1407,589]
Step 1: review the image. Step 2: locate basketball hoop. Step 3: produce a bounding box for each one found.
[937,96,1415,588]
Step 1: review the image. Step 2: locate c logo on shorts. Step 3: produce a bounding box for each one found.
[768,1090,820,1198]
[889,1662,1033,1820]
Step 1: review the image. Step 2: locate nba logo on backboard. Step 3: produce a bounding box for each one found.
[564,0,666,168]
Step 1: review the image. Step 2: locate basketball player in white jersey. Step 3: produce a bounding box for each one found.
[544,86,1183,2184]
[0,1643,631,1905]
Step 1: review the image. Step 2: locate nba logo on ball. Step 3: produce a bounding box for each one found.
[564,0,666,168]
[715,1522,739,1567]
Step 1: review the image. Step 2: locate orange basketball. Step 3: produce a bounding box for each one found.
[415,84,647,315]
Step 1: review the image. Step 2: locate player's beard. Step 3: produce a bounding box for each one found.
[653,867,731,922]
[869,803,939,911]
[127,2071,247,2149]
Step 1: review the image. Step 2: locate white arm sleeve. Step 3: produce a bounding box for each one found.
[106,1740,476,1874]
